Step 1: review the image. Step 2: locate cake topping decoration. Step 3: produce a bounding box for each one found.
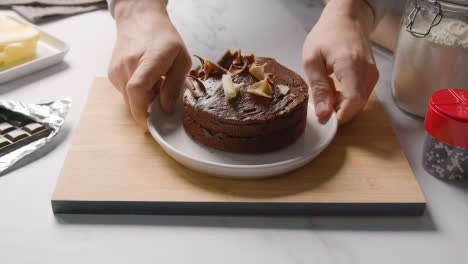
[188,65,201,77]
[244,53,256,65]
[194,55,204,66]
[277,84,290,95]
[232,50,243,65]
[249,63,266,80]
[228,50,255,76]
[186,75,206,98]
[249,63,273,84]
[247,77,272,98]
[229,59,248,75]
[192,50,256,81]
[203,59,227,79]
[217,49,236,70]
[194,55,227,79]
[222,74,244,100]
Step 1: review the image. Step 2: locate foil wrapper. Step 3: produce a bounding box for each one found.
[0,98,71,173]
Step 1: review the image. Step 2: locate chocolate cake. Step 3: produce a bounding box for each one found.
[183,49,309,153]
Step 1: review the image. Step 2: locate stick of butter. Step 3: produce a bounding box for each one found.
[0,15,40,67]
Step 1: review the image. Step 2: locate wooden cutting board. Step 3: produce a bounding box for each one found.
[51,78,426,216]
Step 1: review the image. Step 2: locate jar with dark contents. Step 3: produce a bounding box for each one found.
[423,89,468,180]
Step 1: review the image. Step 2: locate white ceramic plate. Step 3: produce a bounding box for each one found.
[148,95,337,179]
[0,16,69,84]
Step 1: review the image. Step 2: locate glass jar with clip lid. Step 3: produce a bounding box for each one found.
[392,0,468,117]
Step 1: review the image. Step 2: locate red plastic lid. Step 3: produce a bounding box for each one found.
[424,89,468,148]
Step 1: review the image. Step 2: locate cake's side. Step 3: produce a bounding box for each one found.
[183,100,307,137]
[183,105,307,153]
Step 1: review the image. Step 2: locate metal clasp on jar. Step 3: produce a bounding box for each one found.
[406,0,444,38]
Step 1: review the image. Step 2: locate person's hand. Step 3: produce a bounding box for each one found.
[302,0,379,125]
[108,0,191,130]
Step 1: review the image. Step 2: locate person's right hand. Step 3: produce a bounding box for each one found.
[302,0,379,125]
[108,0,191,130]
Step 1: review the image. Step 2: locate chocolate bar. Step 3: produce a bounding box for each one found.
[0,98,70,173]
[0,108,51,157]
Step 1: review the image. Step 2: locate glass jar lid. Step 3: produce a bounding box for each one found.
[425,89,468,148]
[406,0,468,38]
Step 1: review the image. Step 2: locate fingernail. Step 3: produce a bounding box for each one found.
[316,101,328,116]
[136,117,149,132]
[141,122,149,132]
[338,117,345,126]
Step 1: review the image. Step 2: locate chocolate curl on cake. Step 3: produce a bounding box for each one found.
[193,54,228,80]
[191,49,256,80]
[185,75,206,98]
[229,59,248,75]
[188,65,201,77]
[247,77,273,98]
[244,53,255,65]
[249,63,273,84]
[217,49,236,70]
[232,50,242,65]
[216,49,255,73]
[204,59,227,79]
[194,55,205,67]
[228,50,255,76]
[249,63,266,80]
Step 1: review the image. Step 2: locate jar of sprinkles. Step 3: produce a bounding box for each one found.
[423,89,468,180]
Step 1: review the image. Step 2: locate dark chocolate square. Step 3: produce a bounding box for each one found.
[0,122,15,134]
[23,123,45,134]
[4,129,29,142]
[0,136,10,148]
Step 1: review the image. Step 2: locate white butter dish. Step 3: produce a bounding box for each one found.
[0,16,69,84]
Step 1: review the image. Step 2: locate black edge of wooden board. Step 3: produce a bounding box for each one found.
[52,200,426,216]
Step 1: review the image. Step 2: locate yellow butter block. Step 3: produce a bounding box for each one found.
[0,15,40,67]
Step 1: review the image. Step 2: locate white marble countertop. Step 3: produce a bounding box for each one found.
[1,0,467,263]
